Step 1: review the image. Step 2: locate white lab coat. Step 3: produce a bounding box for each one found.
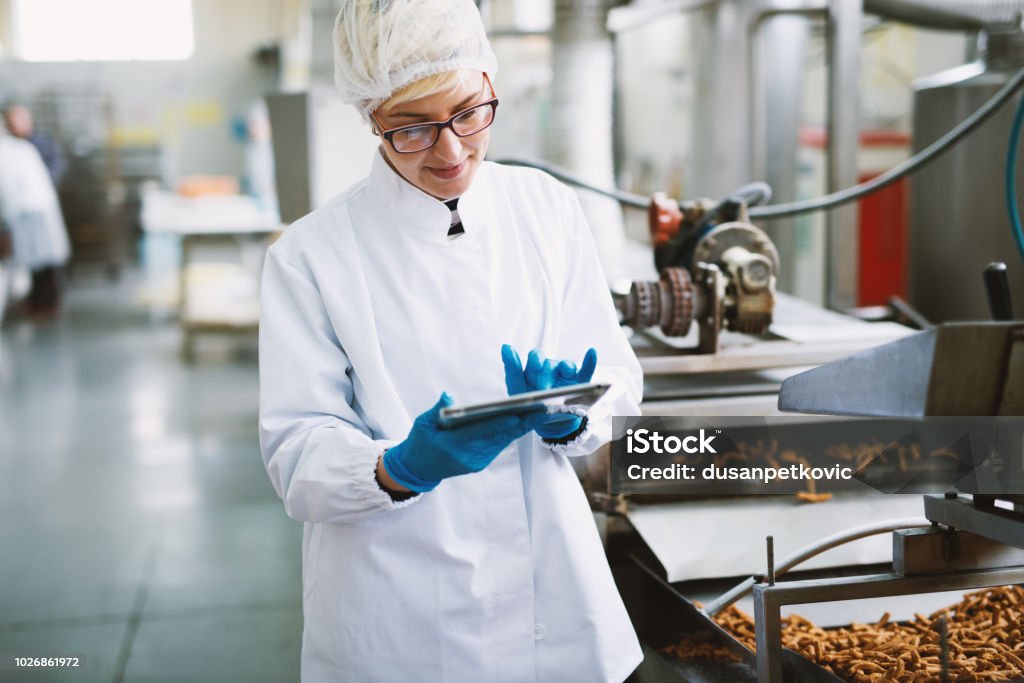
[259,149,644,683]
[0,134,69,270]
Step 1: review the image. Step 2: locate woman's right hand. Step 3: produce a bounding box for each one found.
[382,393,546,492]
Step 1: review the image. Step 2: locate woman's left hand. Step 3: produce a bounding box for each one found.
[500,344,597,439]
[501,345,597,393]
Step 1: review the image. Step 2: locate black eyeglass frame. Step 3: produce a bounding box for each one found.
[372,98,500,154]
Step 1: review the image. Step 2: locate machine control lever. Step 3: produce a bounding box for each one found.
[983,262,1014,321]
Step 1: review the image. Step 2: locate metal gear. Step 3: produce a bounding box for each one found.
[659,267,694,337]
[627,279,660,329]
[620,269,695,337]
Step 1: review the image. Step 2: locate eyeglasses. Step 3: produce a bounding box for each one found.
[372,77,499,154]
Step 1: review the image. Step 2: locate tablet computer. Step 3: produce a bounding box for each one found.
[437,382,610,429]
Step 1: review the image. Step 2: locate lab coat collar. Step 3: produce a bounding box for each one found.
[366,146,488,240]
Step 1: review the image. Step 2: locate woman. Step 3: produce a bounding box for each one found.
[258,1,644,680]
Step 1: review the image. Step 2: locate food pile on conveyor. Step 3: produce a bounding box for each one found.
[661,637,744,664]
[670,587,1024,682]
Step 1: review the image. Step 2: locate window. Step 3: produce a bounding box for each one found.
[12,0,194,61]
[514,0,552,32]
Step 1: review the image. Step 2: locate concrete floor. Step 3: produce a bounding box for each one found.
[0,275,303,682]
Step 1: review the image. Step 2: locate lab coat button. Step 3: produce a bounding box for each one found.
[533,623,546,640]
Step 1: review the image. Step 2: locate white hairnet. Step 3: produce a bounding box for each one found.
[333,0,498,119]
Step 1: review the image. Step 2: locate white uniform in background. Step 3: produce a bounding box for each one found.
[259,150,644,683]
[0,134,69,271]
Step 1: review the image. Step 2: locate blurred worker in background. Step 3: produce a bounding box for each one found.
[4,104,67,187]
[0,110,71,318]
[257,0,644,681]
[0,179,9,332]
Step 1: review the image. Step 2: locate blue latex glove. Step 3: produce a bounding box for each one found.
[383,393,546,492]
[501,344,598,440]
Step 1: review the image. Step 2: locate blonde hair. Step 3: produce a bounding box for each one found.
[376,70,477,115]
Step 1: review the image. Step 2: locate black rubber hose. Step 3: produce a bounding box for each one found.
[496,64,1024,221]
[728,181,773,207]
[491,157,651,209]
[491,159,774,211]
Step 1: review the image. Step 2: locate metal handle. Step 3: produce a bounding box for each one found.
[983,262,1014,321]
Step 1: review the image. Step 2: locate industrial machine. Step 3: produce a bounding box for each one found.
[604,267,1024,682]
[602,184,916,419]
[617,186,780,354]
[747,300,1024,682]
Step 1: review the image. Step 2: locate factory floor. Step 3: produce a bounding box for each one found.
[0,273,302,683]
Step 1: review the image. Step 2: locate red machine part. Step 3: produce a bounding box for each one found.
[858,171,907,306]
[800,127,909,307]
[648,192,684,247]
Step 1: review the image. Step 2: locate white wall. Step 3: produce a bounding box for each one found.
[0,0,305,179]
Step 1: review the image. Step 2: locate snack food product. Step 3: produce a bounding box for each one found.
[667,587,1024,682]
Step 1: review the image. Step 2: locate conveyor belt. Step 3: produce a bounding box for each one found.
[614,551,842,683]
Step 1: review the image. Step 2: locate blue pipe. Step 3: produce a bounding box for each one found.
[1004,90,1024,263]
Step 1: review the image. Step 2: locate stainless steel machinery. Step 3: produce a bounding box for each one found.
[910,29,1024,324]
[602,251,1024,682]
[610,317,1024,683]
[736,318,1024,683]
